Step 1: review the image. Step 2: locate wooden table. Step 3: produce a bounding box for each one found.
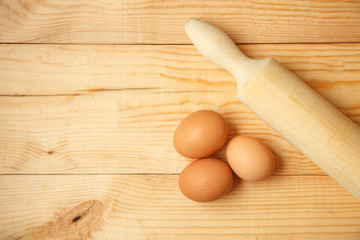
[1,1,360,239]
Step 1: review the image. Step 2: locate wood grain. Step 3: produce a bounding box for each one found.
[0,175,359,240]
[1,44,359,108]
[1,0,360,44]
[1,44,359,174]
[1,1,360,238]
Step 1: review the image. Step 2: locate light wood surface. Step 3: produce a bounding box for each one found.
[0,0,360,44]
[1,0,360,239]
[1,175,360,240]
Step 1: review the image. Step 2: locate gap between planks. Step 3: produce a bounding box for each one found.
[0,173,328,176]
[0,42,359,46]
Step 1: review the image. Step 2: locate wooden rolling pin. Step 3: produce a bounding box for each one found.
[185,18,360,200]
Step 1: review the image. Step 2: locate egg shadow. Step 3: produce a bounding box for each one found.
[271,150,284,175]
[227,174,241,195]
[208,113,237,164]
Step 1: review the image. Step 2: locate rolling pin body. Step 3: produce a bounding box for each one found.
[185,18,360,200]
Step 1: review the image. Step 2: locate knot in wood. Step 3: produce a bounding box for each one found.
[49,200,107,239]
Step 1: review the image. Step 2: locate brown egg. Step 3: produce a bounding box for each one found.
[178,158,233,202]
[173,110,228,159]
[226,135,275,182]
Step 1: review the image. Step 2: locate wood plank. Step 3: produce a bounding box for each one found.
[1,44,359,174]
[1,44,359,109]
[0,0,360,44]
[0,175,359,240]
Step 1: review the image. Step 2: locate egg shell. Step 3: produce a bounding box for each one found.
[173,110,228,159]
[226,135,275,182]
[178,158,233,202]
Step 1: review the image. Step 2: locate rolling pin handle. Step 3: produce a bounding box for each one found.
[185,18,253,75]
[185,18,269,93]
